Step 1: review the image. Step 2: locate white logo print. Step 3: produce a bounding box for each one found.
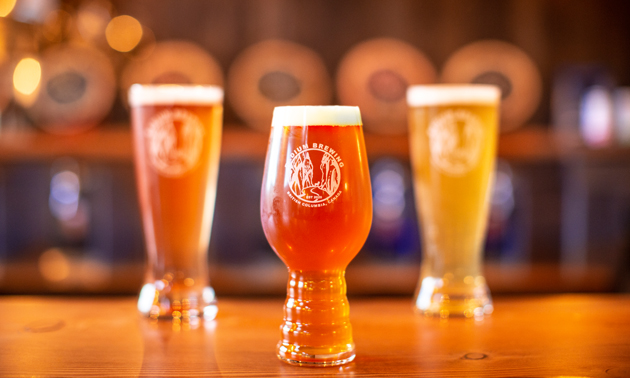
[427,109,483,176]
[287,143,344,207]
[146,109,204,177]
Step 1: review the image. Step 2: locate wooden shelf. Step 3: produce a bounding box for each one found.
[0,259,616,296]
[1,125,630,163]
[0,127,133,163]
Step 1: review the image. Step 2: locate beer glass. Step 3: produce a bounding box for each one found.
[260,106,372,366]
[129,84,223,321]
[407,85,500,319]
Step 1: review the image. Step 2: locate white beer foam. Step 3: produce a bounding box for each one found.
[272,106,362,127]
[128,84,224,106]
[407,85,500,107]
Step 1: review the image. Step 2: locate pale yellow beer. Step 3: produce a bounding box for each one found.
[129,84,223,321]
[407,85,500,318]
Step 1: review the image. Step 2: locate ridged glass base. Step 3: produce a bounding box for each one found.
[277,343,355,367]
[277,270,355,367]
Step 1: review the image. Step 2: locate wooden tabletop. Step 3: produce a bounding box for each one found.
[0,295,629,377]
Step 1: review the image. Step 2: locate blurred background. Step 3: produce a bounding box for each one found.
[1,0,630,296]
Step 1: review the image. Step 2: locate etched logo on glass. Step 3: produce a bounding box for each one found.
[427,109,483,176]
[287,143,344,207]
[146,109,204,177]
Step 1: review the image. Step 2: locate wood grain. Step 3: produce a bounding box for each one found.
[0,295,629,377]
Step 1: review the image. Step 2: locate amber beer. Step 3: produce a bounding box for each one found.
[129,84,223,321]
[407,85,500,319]
[260,106,372,366]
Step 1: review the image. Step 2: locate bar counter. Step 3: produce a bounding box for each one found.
[1,295,629,377]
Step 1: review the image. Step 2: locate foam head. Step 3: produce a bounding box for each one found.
[271,106,362,127]
[128,84,224,107]
[406,85,500,107]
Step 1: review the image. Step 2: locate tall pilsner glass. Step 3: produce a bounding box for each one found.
[407,85,500,319]
[261,106,372,366]
[129,84,223,321]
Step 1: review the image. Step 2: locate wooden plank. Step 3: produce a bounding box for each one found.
[2,126,630,163]
[0,260,617,295]
[0,295,629,377]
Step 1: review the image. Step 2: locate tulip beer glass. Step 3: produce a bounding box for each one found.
[260,106,372,366]
[129,84,223,321]
[407,85,500,319]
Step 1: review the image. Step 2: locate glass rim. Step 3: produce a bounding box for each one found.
[406,84,501,107]
[128,84,224,107]
[271,105,362,127]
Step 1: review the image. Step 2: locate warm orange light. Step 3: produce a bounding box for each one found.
[0,18,7,63]
[39,248,71,282]
[106,15,143,52]
[13,57,41,95]
[0,0,17,17]
[76,0,111,42]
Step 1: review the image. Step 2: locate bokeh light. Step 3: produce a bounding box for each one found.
[580,85,614,147]
[0,0,17,17]
[128,25,156,61]
[76,0,112,42]
[106,15,143,52]
[0,19,6,63]
[49,170,81,221]
[13,57,41,95]
[39,248,71,282]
